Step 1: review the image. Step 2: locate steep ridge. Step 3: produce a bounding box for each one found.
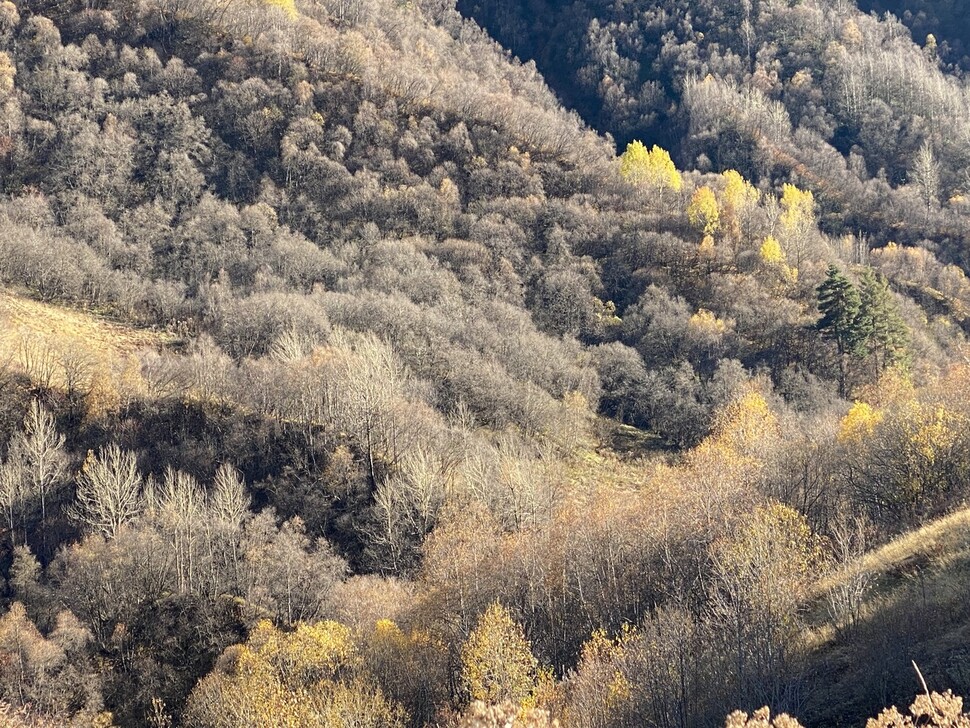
[807,507,970,724]
[0,0,970,724]
[456,0,970,262]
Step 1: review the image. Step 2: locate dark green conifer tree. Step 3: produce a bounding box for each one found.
[816,264,864,396]
[857,268,909,374]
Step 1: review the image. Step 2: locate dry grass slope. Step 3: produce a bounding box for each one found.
[0,287,166,392]
[815,507,970,598]
[804,507,970,725]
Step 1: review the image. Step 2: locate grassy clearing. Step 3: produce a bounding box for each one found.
[802,507,970,724]
[0,287,166,391]
[603,422,669,458]
[813,507,970,599]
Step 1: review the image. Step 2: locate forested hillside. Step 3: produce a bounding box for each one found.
[857,0,970,68]
[459,0,970,252]
[0,0,970,724]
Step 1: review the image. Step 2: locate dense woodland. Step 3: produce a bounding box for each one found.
[0,0,969,724]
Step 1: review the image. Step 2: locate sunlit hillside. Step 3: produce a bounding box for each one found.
[1,0,970,724]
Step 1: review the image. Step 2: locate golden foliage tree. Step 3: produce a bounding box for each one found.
[708,386,780,463]
[722,170,760,214]
[758,236,798,287]
[843,366,970,524]
[779,184,814,231]
[870,400,968,520]
[759,236,784,265]
[688,186,720,236]
[778,183,818,265]
[721,170,761,253]
[618,141,682,204]
[361,618,449,726]
[712,502,822,707]
[562,627,637,727]
[563,607,716,728]
[460,603,541,708]
[185,620,407,727]
[264,0,297,18]
[838,401,884,443]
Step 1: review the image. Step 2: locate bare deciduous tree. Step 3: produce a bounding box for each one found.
[151,468,206,594]
[208,463,250,588]
[0,457,22,546]
[825,514,873,633]
[910,141,941,222]
[71,445,143,539]
[14,401,67,539]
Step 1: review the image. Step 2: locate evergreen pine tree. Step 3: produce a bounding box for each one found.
[857,268,909,373]
[816,265,864,396]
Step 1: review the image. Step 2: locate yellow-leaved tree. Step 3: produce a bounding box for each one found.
[713,502,823,710]
[688,186,721,236]
[679,384,782,525]
[837,401,884,443]
[778,183,818,265]
[265,0,298,19]
[722,171,760,215]
[619,141,682,206]
[460,603,546,709]
[759,236,784,265]
[184,620,407,727]
[758,236,798,286]
[875,400,968,521]
[721,170,761,254]
[687,308,731,358]
[780,183,814,230]
[708,386,780,463]
[560,627,637,726]
[361,618,449,726]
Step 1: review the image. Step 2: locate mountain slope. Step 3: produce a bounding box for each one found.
[807,507,970,724]
[457,0,970,263]
[1,0,970,724]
